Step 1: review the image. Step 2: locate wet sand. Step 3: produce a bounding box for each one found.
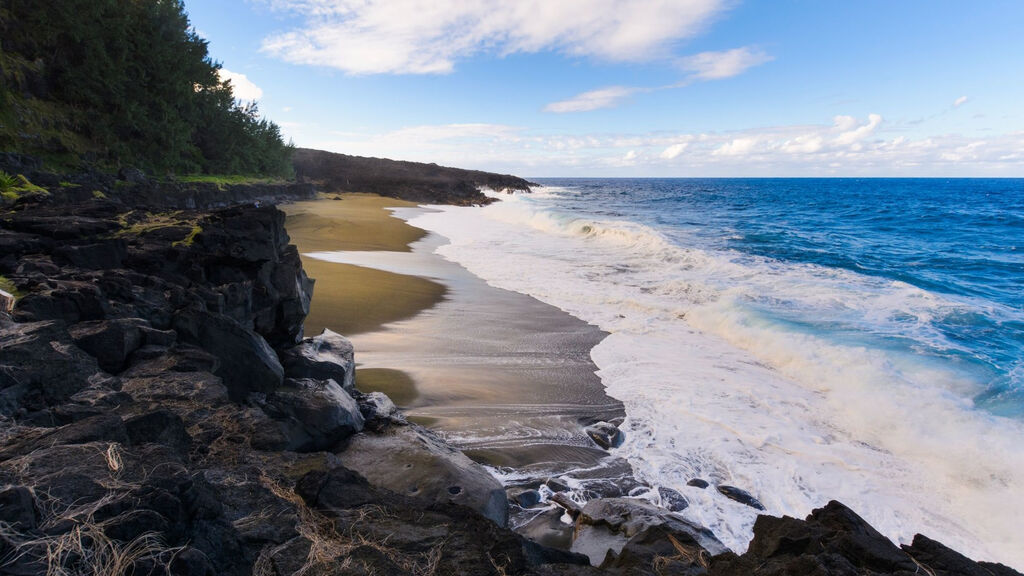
[283,195,446,335]
[283,194,628,503]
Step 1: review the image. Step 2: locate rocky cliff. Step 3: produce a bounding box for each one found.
[1,177,1019,576]
[292,148,535,206]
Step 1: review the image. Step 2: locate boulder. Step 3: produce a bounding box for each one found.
[356,390,406,431]
[716,484,766,510]
[341,423,509,526]
[687,478,709,489]
[519,507,575,551]
[68,317,149,373]
[264,378,364,452]
[172,309,283,399]
[657,487,689,512]
[508,487,543,508]
[279,329,355,391]
[584,421,623,450]
[571,497,726,567]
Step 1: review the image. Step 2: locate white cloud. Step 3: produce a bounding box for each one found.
[832,113,882,146]
[714,137,758,156]
[544,86,640,113]
[954,95,969,107]
[261,0,727,74]
[546,45,770,113]
[677,46,773,79]
[660,142,689,159]
[218,69,264,101]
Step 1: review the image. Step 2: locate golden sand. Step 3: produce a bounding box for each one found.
[282,193,446,336]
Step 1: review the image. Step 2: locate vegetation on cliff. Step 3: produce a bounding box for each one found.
[0,0,292,176]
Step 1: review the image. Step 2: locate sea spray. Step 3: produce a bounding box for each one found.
[400,178,1024,569]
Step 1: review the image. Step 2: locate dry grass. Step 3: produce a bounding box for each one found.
[1,498,183,576]
[256,474,449,576]
[652,533,710,575]
[0,442,186,576]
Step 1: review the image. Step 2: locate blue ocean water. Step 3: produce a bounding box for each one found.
[409,178,1024,565]
[533,178,1024,418]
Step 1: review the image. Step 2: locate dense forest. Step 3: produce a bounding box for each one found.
[0,0,292,176]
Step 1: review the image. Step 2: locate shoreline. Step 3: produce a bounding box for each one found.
[283,194,631,530]
[1,179,1018,575]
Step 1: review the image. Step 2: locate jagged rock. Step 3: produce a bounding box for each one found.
[709,500,932,576]
[0,320,101,416]
[54,239,127,270]
[356,390,406,431]
[551,492,583,519]
[0,486,39,530]
[280,328,355,391]
[716,484,765,510]
[12,280,109,323]
[585,421,623,450]
[125,409,192,454]
[571,497,726,567]
[520,507,575,550]
[687,478,709,489]
[545,477,571,493]
[68,317,149,373]
[902,534,1023,576]
[341,423,509,526]
[172,309,283,399]
[658,487,689,512]
[295,464,382,512]
[264,378,364,452]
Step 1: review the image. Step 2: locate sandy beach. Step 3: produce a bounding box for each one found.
[283,194,447,336]
[283,194,629,504]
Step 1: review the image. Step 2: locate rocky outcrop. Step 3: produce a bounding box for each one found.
[292,148,535,206]
[341,423,510,526]
[708,500,1023,576]
[0,188,588,576]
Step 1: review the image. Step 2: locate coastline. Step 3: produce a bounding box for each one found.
[1,178,1019,575]
[283,194,627,476]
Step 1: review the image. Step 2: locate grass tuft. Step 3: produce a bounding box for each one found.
[172,224,202,247]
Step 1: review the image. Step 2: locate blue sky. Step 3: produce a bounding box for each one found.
[185,0,1024,177]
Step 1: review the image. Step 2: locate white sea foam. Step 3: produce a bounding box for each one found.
[400,191,1024,569]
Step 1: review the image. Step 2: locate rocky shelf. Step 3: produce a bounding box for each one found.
[0,174,1019,576]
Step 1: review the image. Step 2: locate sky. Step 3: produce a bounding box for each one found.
[186,0,1024,177]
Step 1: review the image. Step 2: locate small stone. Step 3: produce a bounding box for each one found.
[657,487,689,512]
[687,478,709,489]
[585,421,624,450]
[717,485,766,510]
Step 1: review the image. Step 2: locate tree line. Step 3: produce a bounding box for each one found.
[0,0,293,177]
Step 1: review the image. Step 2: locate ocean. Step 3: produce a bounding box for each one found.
[403,178,1024,568]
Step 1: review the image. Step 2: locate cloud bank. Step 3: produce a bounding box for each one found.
[261,0,727,74]
[297,115,1024,177]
